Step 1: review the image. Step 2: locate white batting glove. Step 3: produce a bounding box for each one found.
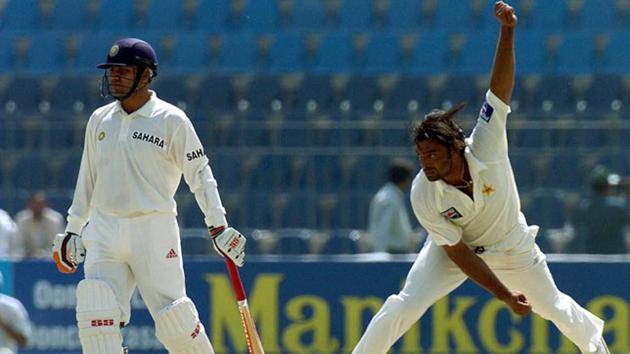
[209,226,246,267]
[52,232,86,274]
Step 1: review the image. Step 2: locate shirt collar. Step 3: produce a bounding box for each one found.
[431,145,487,194]
[114,90,158,118]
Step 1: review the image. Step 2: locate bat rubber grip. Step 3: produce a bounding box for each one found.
[225,258,247,301]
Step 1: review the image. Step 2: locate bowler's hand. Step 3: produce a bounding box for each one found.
[503,290,531,316]
[495,1,517,28]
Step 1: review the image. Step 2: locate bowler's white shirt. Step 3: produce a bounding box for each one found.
[411,90,538,250]
[66,91,227,234]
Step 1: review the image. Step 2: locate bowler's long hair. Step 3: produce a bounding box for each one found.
[411,103,467,153]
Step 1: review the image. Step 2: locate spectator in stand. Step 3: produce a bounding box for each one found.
[0,210,17,258]
[15,192,64,258]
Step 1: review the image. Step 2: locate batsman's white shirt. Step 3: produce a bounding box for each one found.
[66,91,227,234]
[411,90,537,252]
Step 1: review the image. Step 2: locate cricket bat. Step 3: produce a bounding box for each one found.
[224,259,265,354]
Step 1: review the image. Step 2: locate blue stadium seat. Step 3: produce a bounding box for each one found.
[275,126,308,147]
[95,0,136,30]
[512,128,548,148]
[181,200,206,228]
[388,76,428,112]
[151,74,190,107]
[555,32,595,75]
[343,76,379,112]
[288,0,329,29]
[25,32,66,73]
[344,155,385,192]
[523,191,567,229]
[441,75,483,111]
[2,76,47,111]
[528,1,567,30]
[320,230,361,254]
[408,30,448,74]
[75,33,118,73]
[197,75,237,111]
[240,0,280,31]
[544,153,583,190]
[451,32,495,75]
[336,0,373,29]
[273,234,310,254]
[573,0,617,29]
[217,33,259,72]
[163,32,210,72]
[509,153,537,190]
[145,1,183,29]
[181,235,211,255]
[191,0,232,30]
[432,0,475,31]
[12,152,48,189]
[602,31,630,74]
[209,152,242,189]
[49,75,92,110]
[338,190,371,229]
[246,75,282,111]
[0,33,18,73]
[313,32,354,73]
[385,0,422,29]
[587,75,622,111]
[362,33,402,73]
[267,32,304,73]
[308,154,341,192]
[294,75,334,111]
[243,191,273,228]
[58,152,82,189]
[49,0,93,30]
[1,0,40,30]
[46,191,73,215]
[515,31,550,75]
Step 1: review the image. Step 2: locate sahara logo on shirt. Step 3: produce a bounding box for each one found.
[132,131,166,148]
[440,207,463,219]
[186,148,205,161]
[479,101,494,122]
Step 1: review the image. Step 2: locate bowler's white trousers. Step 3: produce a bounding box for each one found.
[353,239,605,354]
[81,209,188,324]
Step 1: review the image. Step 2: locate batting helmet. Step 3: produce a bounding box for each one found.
[97,38,158,73]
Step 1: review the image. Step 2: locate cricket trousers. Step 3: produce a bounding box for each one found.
[81,209,188,324]
[352,239,605,354]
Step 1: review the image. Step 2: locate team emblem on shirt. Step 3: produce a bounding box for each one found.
[482,183,495,196]
[440,207,463,219]
[479,101,494,122]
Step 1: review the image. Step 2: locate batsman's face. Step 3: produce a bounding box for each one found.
[416,140,453,182]
[107,65,137,96]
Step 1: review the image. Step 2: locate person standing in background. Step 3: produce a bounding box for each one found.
[15,192,64,258]
[367,158,420,253]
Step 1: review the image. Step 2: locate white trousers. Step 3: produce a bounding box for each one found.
[353,239,605,354]
[81,209,187,324]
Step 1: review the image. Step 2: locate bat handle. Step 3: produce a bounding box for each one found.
[225,258,247,302]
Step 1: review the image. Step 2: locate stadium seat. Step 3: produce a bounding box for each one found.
[12,152,48,189]
[1,76,45,110]
[408,30,448,74]
[527,1,567,30]
[572,0,618,30]
[336,0,373,30]
[343,76,380,112]
[451,32,495,75]
[554,32,595,75]
[49,0,94,30]
[384,0,422,29]
[319,230,361,254]
[25,32,67,73]
[190,0,232,30]
[181,235,211,255]
[75,33,118,73]
[217,33,259,72]
[602,31,630,74]
[272,233,311,254]
[240,0,281,31]
[338,190,371,229]
[145,1,183,29]
[151,74,191,107]
[307,154,341,192]
[313,32,355,73]
[288,0,329,29]
[294,75,334,112]
[432,0,475,31]
[164,32,211,72]
[197,75,237,111]
[1,0,40,30]
[388,76,428,112]
[246,75,282,111]
[523,191,567,229]
[362,33,402,73]
[95,0,136,31]
[587,75,622,112]
[515,31,550,75]
[267,32,305,73]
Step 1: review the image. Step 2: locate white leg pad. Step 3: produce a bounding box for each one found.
[76,279,124,354]
[155,297,214,354]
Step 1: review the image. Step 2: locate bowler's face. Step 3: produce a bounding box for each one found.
[416,140,452,182]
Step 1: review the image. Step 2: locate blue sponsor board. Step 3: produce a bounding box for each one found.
[11,258,629,354]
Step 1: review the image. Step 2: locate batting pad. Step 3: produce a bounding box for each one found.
[76,279,124,354]
[155,297,214,354]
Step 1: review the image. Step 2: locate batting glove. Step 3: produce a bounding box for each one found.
[209,226,246,267]
[52,232,86,274]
